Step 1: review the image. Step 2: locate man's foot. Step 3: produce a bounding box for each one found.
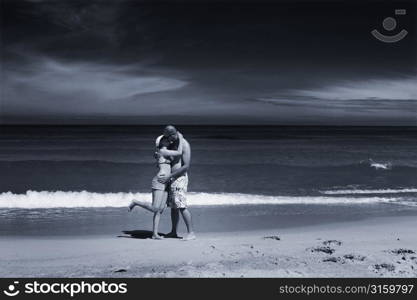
[128,201,136,212]
[151,234,164,240]
[181,233,196,241]
[165,231,179,238]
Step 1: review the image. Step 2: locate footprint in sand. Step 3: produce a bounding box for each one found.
[322,240,342,247]
[323,257,345,263]
[308,240,342,254]
[373,263,396,273]
[386,249,416,264]
[263,235,281,241]
[308,246,335,255]
[390,248,415,255]
[343,254,366,262]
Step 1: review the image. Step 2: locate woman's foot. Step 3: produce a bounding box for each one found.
[128,201,136,212]
[151,234,164,240]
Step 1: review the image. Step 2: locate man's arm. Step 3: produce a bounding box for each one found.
[169,140,191,180]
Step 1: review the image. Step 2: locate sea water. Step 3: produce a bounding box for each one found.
[1,126,416,208]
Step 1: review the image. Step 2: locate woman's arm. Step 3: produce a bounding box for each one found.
[159,133,184,157]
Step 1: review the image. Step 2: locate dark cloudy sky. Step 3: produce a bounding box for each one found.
[1,0,416,125]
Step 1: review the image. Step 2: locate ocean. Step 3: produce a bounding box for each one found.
[1,125,416,235]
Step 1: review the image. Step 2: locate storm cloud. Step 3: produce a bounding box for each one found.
[1,0,416,125]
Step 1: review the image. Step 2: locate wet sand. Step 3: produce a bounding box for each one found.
[1,214,416,277]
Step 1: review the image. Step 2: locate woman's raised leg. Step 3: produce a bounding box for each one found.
[128,197,161,213]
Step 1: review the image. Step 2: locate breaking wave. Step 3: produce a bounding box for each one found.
[321,188,417,195]
[0,190,413,209]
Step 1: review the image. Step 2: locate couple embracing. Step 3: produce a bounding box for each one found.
[129,125,196,241]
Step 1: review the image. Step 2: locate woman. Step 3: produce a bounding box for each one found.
[128,133,184,239]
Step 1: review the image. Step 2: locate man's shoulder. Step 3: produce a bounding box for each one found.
[183,138,191,149]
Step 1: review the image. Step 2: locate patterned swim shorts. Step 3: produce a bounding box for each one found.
[167,174,188,209]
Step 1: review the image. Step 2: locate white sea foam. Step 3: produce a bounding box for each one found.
[0,190,408,209]
[369,162,391,170]
[321,188,417,195]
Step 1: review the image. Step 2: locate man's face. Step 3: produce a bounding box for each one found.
[163,129,178,143]
[167,132,178,143]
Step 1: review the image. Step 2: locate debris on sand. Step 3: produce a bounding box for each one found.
[391,249,415,255]
[323,240,342,246]
[343,254,366,261]
[374,263,395,272]
[263,235,281,241]
[309,246,335,255]
[114,269,127,273]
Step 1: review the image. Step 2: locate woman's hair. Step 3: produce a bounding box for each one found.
[158,136,180,150]
[158,137,171,149]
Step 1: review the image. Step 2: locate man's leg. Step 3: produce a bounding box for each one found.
[166,208,180,238]
[180,208,196,241]
[165,184,180,238]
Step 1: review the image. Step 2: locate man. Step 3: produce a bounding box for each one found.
[157,125,196,241]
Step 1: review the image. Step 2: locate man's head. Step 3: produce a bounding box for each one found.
[163,125,179,143]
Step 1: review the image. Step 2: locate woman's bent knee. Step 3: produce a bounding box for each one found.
[152,206,163,213]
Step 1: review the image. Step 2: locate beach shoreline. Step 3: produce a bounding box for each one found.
[1,214,416,278]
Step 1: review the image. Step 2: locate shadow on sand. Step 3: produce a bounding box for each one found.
[119,230,180,239]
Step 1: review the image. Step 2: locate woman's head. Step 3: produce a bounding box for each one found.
[158,137,171,149]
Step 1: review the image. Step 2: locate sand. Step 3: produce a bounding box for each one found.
[1,214,416,277]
